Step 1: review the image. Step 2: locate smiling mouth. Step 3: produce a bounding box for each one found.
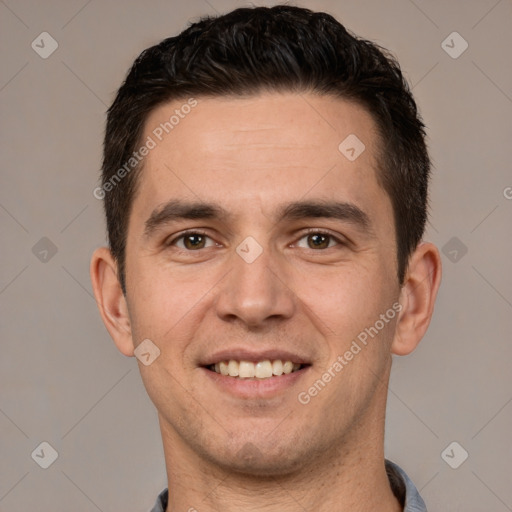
[206,359,309,379]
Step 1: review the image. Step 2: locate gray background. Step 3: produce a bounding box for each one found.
[1,0,511,510]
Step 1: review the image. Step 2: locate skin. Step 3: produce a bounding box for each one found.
[91,92,442,512]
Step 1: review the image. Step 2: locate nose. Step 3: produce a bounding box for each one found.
[214,241,296,329]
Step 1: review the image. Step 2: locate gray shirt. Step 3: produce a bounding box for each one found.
[149,459,427,511]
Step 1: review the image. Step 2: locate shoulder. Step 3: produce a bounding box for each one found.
[385,459,428,512]
[149,487,168,512]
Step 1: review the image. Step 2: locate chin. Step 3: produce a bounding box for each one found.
[210,441,307,477]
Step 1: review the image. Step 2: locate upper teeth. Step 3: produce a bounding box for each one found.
[212,360,301,379]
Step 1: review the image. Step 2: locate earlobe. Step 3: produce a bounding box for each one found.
[391,242,442,356]
[90,247,134,357]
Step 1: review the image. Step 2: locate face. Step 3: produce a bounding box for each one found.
[123,93,402,474]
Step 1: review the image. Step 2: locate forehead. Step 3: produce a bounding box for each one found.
[132,93,391,230]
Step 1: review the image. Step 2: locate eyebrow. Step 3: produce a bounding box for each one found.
[143,199,373,238]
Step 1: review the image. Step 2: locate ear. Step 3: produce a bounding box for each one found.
[90,247,134,357]
[391,241,442,356]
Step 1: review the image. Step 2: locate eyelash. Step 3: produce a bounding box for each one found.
[166,228,346,251]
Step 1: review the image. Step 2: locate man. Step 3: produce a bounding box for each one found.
[90,5,441,511]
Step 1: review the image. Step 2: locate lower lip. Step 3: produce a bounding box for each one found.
[200,366,311,399]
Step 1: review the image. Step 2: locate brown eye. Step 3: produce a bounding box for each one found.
[169,231,215,250]
[182,234,206,250]
[307,233,330,249]
[295,231,341,250]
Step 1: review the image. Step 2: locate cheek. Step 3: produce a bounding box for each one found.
[295,261,388,335]
[126,256,218,358]
[125,264,184,343]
